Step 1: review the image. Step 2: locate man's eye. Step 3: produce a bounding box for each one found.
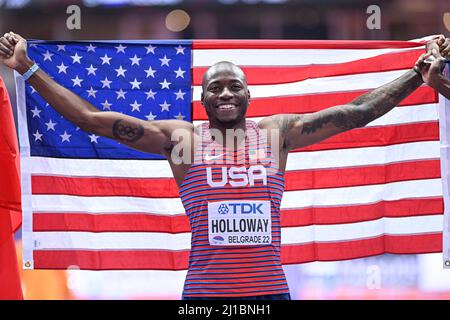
[232,85,242,90]
[209,87,219,92]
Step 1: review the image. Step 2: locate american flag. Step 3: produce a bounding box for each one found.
[16,39,444,279]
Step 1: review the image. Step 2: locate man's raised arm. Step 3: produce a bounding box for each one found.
[264,36,450,151]
[0,32,192,155]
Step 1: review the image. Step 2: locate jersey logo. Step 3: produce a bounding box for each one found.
[206,165,267,187]
[204,153,225,161]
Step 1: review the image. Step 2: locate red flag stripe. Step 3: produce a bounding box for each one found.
[33,212,189,233]
[298,121,439,152]
[192,40,425,50]
[31,159,440,198]
[192,86,437,119]
[32,233,441,270]
[33,197,443,232]
[193,49,423,85]
[280,197,443,227]
[280,233,442,264]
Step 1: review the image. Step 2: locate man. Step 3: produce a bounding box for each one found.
[1,32,449,300]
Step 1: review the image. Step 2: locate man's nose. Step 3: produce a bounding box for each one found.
[219,87,233,99]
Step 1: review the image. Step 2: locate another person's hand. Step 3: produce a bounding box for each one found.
[426,35,450,58]
[414,51,433,83]
[0,32,29,71]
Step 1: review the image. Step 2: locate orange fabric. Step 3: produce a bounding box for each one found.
[16,241,72,300]
[0,75,23,299]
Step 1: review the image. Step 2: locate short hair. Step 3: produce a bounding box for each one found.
[202,61,247,89]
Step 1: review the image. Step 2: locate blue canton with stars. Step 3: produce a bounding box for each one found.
[25,40,192,159]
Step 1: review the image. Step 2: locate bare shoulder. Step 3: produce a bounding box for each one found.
[156,119,194,129]
[153,119,194,135]
[258,114,303,132]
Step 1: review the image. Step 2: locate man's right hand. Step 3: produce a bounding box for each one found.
[0,32,30,72]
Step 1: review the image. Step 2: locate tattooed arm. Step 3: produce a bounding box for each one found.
[263,37,450,151]
[0,32,191,154]
[262,68,423,151]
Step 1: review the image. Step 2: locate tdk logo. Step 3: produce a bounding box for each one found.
[206,165,267,187]
[217,203,264,214]
[218,204,229,214]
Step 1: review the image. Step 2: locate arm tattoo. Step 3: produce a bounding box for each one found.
[302,69,424,134]
[302,106,367,134]
[112,119,144,142]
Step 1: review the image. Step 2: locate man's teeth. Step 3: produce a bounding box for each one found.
[218,104,236,110]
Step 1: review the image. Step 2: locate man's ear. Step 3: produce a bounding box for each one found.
[201,92,204,105]
[247,89,251,101]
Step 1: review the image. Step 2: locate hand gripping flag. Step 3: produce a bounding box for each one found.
[15,39,445,278]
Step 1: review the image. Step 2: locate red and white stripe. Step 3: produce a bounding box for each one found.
[18,39,443,272]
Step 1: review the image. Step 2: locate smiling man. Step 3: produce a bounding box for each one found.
[1,32,450,300]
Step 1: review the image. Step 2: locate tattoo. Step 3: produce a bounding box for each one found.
[112,119,144,142]
[302,69,424,134]
[277,114,301,135]
[302,106,367,133]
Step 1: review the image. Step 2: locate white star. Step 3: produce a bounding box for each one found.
[87,87,98,98]
[30,106,42,118]
[42,50,54,61]
[175,45,185,55]
[116,89,126,100]
[60,131,72,143]
[86,64,98,76]
[45,119,57,131]
[29,43,38,48]
[32,130,43,141]
[101,77,112,88]
[115,44,127,53]
[174,67,186,78]
[174,89,186,100]
[100,54,112,65]
[159,78,171,89]
[101,100,112,110]
[30,86,36,94]
[88,133,100,143]
[174,112,185,120]
[159,100,171,112]
[130,100,142,112]
[130,78,142,90]
[159,55,171,67]
[56,62,68,74]
[71,75,83,87]
[71,52,83,64]
[86,44,97,52]
[129,54,142,66]
[145,112,157,121]
[145,89,157,100]
[144,66,156,78]
[57,45,66,51]
[115,66,127,77]
[145,44,156,54]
